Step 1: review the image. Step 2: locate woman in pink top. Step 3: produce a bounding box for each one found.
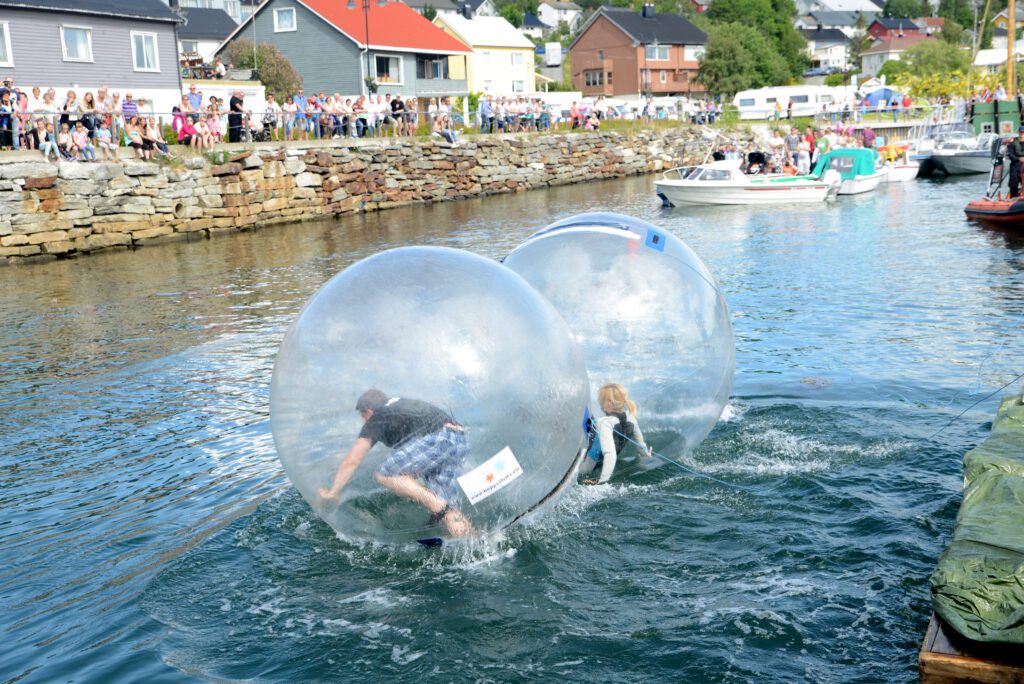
[177,115,199,147]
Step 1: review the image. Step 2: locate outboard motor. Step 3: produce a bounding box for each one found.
[987,136,1010,198]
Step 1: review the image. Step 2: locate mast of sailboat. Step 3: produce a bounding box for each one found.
[1009,0,1016,96]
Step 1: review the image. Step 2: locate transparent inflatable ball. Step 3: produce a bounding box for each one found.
[270,246,590,544]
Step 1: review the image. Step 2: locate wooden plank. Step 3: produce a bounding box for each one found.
[921,613,1024,684]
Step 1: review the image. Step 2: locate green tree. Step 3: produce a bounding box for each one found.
[899,36,971,74]
[500,3,524,26]
[939,19,965,44]
[421,4,437,20]
[223,39,302,102]
[706,0,806,77]
[707,0,775,28]
[771,0,809,75]
[877,59,908,81]
[698,21,790,95]
[919,0,932,15]
[937,0,972,27]
[883,0,922,17]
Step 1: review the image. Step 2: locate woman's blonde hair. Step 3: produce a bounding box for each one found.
[597,383,636,415]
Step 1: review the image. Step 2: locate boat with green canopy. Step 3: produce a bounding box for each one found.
[811,147,887,195]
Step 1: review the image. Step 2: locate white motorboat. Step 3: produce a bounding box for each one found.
[882,161,920,182]
[655,160,841,206]
[812,148,887,195]
[877,144,920,182]
[926,133,999,175]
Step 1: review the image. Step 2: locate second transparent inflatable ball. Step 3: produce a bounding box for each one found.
[503,212,734,460]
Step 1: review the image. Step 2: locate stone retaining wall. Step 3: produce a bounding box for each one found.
[0,128,711,265]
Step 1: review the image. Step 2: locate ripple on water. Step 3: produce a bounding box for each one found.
[0,175,1018,683]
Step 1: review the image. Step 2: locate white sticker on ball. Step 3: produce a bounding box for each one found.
[458,447,524,505]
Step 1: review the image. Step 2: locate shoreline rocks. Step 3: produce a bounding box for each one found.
[0,128,718,265]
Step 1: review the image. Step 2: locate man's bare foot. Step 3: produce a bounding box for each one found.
[429,505,475,538]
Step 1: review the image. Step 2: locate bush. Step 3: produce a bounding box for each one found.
[223,39,302,102]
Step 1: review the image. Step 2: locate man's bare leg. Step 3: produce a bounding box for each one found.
[375,473,474,537]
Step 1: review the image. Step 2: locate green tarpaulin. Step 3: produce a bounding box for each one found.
[811,148,880,180]
[930,394,1024,643]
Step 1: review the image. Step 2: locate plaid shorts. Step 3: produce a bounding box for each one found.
[377,428,468,505]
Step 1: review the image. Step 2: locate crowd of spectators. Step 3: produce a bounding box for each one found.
[715,123,887,176]
[0,74,734,161]
[0,76,176,161]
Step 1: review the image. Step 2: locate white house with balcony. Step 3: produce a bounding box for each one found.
[178,7,238,62]
[434,14,536,94]
[538,1,582,30]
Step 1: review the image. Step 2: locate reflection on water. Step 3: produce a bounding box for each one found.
[2,174,1023,682]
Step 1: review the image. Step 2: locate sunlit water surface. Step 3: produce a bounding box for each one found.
[2,174,1022,683]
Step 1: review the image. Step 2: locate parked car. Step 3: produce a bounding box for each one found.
[803,66,828,77]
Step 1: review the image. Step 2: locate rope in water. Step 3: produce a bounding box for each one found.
[610,427,763,494]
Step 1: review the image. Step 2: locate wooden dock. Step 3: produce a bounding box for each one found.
[919,613,1024,683]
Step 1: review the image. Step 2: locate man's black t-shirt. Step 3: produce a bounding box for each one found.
[390,98,406,115]
[358,398,452,448]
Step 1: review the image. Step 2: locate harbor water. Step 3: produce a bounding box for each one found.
[2,174,1022,682]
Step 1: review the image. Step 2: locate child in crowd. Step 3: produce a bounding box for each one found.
[95,122,117,160]
[72,120,96,161]
[57,121,77,161]
[38,121,60,161]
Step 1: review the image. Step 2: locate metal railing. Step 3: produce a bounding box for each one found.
[0,101,729,157]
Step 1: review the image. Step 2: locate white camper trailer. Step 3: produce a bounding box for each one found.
[732,85,845,120]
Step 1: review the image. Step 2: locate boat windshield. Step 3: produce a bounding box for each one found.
[700,168,733,181]
[686,167,704,180]
[827,156,855,174]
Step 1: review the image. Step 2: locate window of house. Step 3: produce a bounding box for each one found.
[224,0,240,19]
[684,45,705,61]
[640,68,650,84]
[181,39,199,54]
[416,56,449,79]
[644,45,669,60]
[659,69,666,83]
[512,79,524,92]
[60,25,93,62]
[131,32,160,72]
[607,71,612,84]
[511,52,523,65]
[597,49,604,60]
[273,7,297,32]
[584,69,603,87]
[0,22,12,67]
[483,80,492,91]
[375,54,402,84]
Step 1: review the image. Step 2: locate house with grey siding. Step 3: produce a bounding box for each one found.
[0,0,183,113]
[216,0,470,98]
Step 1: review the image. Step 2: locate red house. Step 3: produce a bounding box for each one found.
[867,17,923,40]
[569,4,707,97]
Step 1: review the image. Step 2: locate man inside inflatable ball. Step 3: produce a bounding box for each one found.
[318,389,475,537]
